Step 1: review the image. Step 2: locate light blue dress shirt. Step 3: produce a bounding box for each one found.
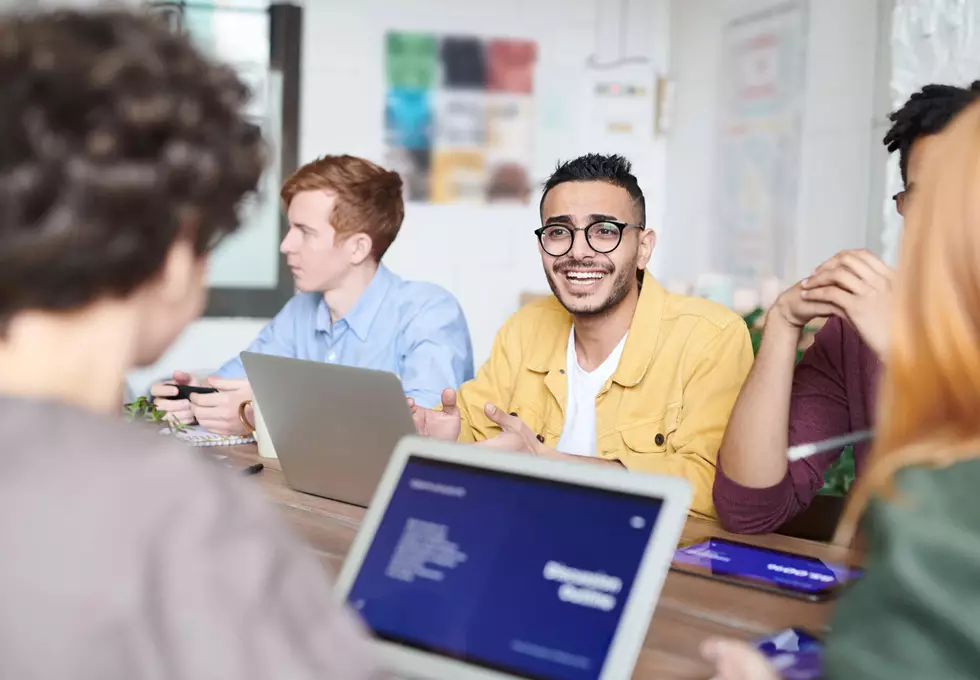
[217,265,474,408]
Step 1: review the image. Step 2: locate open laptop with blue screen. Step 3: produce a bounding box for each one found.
[334,436,692,680]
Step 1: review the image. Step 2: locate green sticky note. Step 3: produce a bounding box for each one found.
[387,32,438,90]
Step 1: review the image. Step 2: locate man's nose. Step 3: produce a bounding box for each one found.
[568,227,596,260]
[280,231,296,254]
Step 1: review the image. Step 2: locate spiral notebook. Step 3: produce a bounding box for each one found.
[160,425,255,447]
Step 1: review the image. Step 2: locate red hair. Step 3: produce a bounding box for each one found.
[280,155,404,260]
[835,101,980,544]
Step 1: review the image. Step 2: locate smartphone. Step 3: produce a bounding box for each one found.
[159,384,219,401]
[754,627,823,680]
[671,537,862,601]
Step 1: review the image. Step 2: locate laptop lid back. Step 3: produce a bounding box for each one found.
[241,352,415,506]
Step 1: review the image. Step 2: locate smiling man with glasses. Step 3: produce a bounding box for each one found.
[409,153,754,518]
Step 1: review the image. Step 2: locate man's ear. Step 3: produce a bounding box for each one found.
[637,229,656,271]
[347,233,375,266]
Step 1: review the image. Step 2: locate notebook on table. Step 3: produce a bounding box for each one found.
[334,436,692,680]
[162,424,254,448]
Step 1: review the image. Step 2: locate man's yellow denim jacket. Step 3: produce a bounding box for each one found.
[455,272,753,518]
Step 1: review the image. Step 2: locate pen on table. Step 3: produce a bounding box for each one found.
[787,429,874,462]
[242,462,264,476]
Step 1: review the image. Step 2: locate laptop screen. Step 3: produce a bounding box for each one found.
[345,455,664,680]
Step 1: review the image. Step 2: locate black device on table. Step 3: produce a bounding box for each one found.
[242,463,264,476]
[671,536,862,602]
[158,384,219,401]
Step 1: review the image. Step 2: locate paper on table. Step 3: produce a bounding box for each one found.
[160,425,255,448]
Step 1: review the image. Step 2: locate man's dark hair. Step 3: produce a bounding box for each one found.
[884,81,980,185]
[540,154,645,225]
[0,9,265,330]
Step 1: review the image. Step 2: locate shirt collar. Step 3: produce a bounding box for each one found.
[527,270,665,387]
[612,272,665,387]
[315,265,397,340]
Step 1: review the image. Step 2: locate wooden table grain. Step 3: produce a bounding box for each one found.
[217,445,852,679]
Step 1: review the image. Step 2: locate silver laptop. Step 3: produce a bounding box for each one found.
[334,436,693,680]
[241,352,415,506]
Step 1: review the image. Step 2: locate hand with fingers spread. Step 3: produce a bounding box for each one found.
[150,371,200,426]
[477,406,622,466]
[407,388,462,441]
[800,249,894,359]
[701,638,779,680]
[188,377,253,435]
[477,404,549,455]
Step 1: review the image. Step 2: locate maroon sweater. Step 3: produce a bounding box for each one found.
[713,316,881,533]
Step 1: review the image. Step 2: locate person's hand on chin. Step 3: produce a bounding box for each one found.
[799,248,894,359]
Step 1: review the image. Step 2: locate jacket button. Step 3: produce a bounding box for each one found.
[655,433,665,446]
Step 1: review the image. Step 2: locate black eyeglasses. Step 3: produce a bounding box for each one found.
[534,220,644,257]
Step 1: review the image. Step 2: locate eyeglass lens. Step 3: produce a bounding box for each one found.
[539,222,622,256]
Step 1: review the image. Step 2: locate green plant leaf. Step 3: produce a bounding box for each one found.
[122,397,187,432]
[818,446,855,497]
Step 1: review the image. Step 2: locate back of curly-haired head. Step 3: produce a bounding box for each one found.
[0,8,266,330]
[884,81,980,185]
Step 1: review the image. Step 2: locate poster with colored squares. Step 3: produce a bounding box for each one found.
[714,1,807,282]
[385,32,537,204]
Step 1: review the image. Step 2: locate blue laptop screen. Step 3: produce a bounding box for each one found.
[345,455,664,680]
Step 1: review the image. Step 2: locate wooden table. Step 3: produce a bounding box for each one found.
[219,445,853,679]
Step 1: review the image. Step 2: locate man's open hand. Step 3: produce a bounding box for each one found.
[477,405,549,455]
[408,388,462,442]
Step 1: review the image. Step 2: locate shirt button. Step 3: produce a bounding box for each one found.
[655,433,665,446]
[328,352,337,362]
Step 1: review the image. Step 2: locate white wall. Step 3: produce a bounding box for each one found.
[865,0,895,264]
[300,0,670,367]
[662,0,888,287]
[881,0,980,264]
[12,0,895,393]
[795,0,882,275]
[124,0,673,396]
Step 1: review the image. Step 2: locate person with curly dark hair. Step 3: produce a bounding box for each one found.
[0,8,372,678]
[713,81,980,535]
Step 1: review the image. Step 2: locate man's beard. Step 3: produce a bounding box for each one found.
[545,256,637,317]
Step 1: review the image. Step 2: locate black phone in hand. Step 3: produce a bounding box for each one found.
[159,384,219,401]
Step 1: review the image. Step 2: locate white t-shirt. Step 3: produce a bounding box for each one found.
[556,327,628,457]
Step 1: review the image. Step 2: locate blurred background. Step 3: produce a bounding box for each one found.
[13,0,974,395]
